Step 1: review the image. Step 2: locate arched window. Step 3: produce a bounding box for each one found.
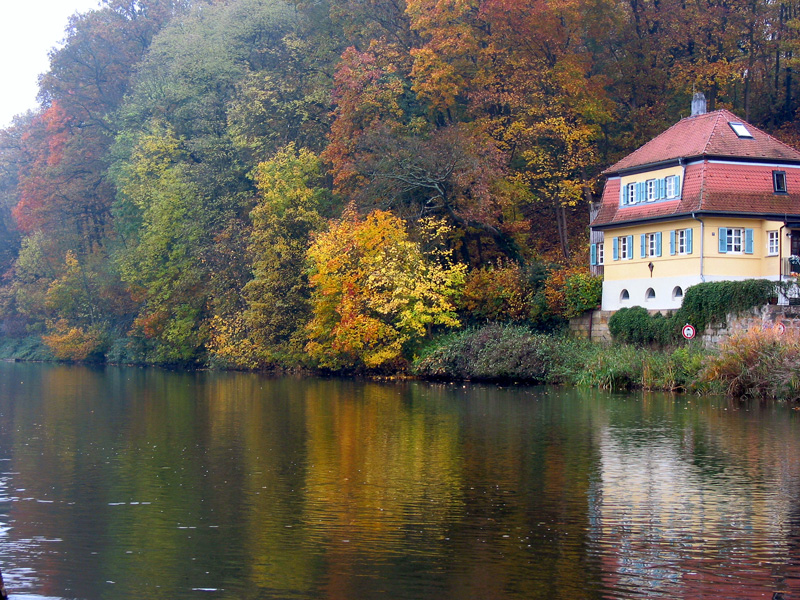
[673,286,683,300]
[620,289,630,301]
[645,288,656,301]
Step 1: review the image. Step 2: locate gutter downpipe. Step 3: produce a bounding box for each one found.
[780,218,786,283]
[687,158,706,284]
[692,212,705,282]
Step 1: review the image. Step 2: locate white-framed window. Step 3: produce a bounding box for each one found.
[718,227,754,254]
[768,230,780,255]
[620,175,681,207]
[670,228,693,255]
[727,228,743,253]
[645,288,656,301]
[646,179,656,201]
[676,229,688,254]
[672,286,683,300]
[646,232,658,257]
[597,242,604,265]
[620,235,631,259]
[666,175,678,198]
[640,232,662,258]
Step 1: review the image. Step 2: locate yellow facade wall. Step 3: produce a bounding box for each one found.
[602,217,784,282]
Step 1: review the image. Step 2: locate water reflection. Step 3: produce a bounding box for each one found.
[0,366,799,598]
[590,394,800,598]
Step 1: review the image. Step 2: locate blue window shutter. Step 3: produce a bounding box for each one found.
[640,234,646,258]
[636,182,644,203]
[627,235,634,260]
[745,228,754,254]
[670,230,676,255]
[686,228,693,254]
[660,178,666,199]
[612,237,619,260]
[675,176,681,197]
[718,228,727,253]
[590,244,597,265]
[656,232,662,257]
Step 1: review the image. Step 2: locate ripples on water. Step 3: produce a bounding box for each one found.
[0,365,799,598]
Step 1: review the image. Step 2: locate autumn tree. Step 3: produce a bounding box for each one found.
[113,121,210,363]
[305,210,465,370]
[208,144,334,367]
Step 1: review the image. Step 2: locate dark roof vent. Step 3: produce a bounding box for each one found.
[691,92,707,116]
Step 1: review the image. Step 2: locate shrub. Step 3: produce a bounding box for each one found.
[562,269,603,318]
[553,340,666,390]
[608,306,676,346]
[413,324,556,382]
[544,266,602,319]
[42,319,106,362]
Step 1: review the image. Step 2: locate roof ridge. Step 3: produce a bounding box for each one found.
[701,111,723,156]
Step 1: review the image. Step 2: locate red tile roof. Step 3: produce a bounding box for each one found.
[605,109,800,174]
[592,110,800,228]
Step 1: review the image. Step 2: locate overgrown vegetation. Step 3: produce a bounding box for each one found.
[677,279,778,333]
[608,280,780,346]
[700,328,800,400]
[413,324,709,392]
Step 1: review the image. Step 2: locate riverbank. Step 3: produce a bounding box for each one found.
[413,323,800,401]
[1,324,798,400]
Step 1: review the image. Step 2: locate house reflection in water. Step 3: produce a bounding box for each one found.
[587,409,800,598]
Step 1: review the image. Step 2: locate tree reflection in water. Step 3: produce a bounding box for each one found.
[0,365,798,599]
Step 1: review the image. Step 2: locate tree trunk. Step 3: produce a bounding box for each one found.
[556,204,571,261]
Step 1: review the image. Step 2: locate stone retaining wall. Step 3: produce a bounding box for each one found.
[701,305,800,345]
[569,310,613,343]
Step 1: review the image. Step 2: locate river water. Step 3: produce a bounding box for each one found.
[0,363,799,599]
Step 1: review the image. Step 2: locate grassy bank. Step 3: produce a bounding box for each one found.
[413,324,800,401]
[412,324,707,391]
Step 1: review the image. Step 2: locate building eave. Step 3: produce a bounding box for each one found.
[604,154,800,178]
[591,210,800,231]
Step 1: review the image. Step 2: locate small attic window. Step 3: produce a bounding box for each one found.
[774,170,788,193]
[729,122,753,138]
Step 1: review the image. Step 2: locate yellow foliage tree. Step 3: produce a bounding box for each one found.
[305,210,465,370]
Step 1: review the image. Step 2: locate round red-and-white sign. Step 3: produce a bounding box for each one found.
[776,322,787,335]
[682,324,696,339]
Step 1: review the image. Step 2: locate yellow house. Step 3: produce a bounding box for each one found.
[590,94,800,311]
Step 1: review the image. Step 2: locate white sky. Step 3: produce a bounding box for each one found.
[0,0,101,128]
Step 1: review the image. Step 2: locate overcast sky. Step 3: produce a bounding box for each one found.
[0,0,101,128]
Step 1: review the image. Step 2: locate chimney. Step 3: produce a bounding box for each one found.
[691,92,707,116]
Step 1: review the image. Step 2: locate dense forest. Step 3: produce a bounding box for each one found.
[1,0,800,370]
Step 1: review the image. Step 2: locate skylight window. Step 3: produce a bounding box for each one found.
[729,122,753,138]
